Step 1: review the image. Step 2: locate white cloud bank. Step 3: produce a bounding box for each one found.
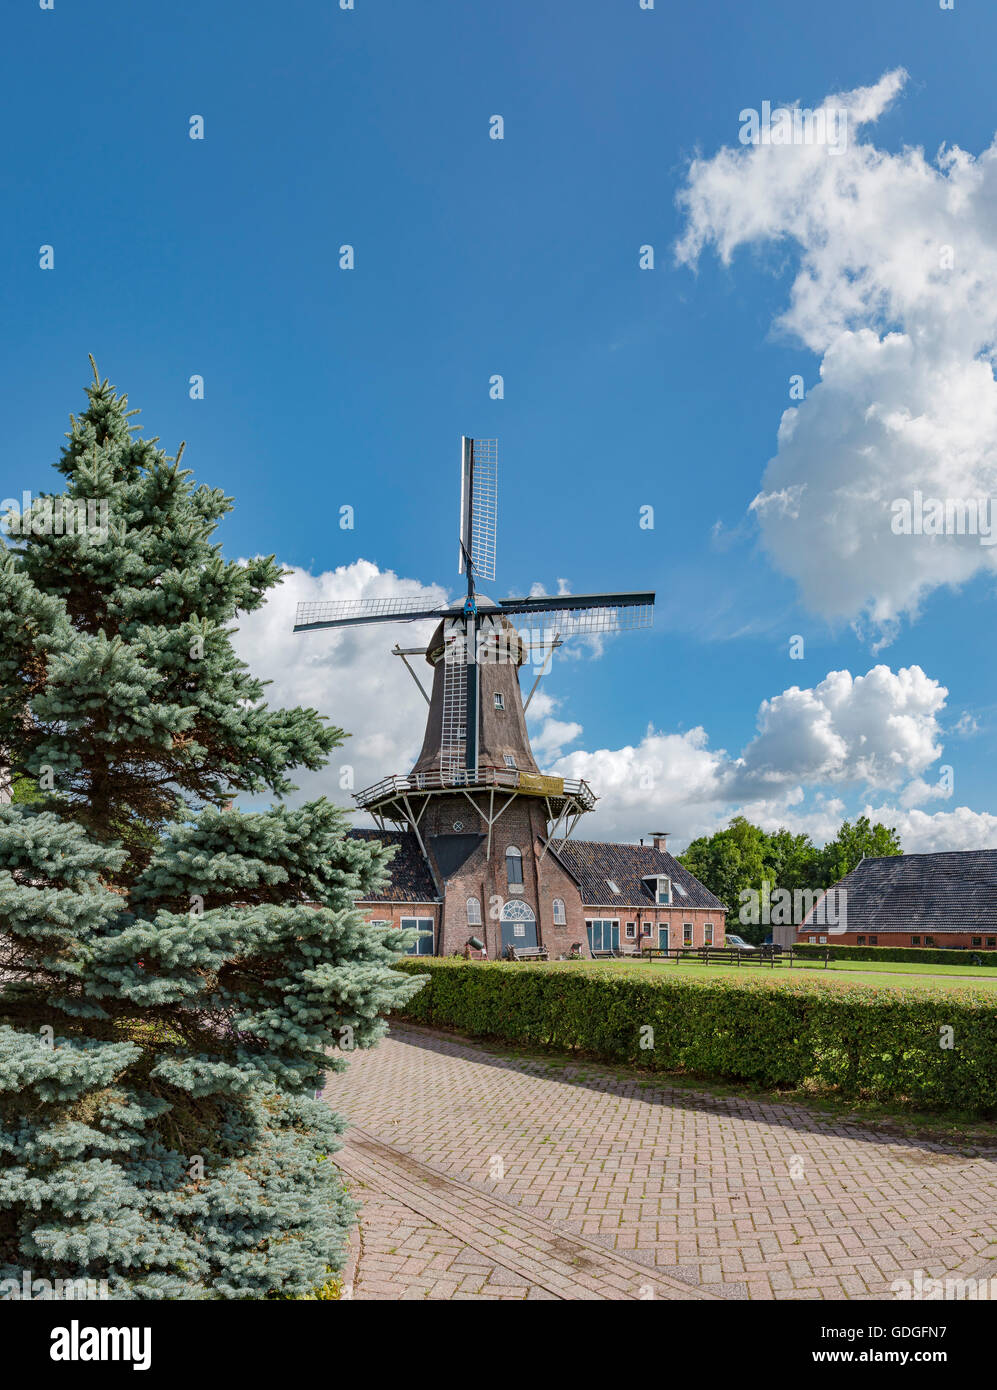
[677,69,997,637]
[232,560,995,854]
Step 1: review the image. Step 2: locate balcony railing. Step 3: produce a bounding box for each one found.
[355,763,596,812]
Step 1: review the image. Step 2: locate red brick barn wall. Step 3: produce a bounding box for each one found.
[798,927,997,950]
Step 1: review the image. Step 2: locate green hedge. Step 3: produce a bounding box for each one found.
[392,958,997,1113]
[794,942,997,966]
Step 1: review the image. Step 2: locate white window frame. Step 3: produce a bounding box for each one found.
[503,754,517,770]
[401,916,435,957]
[586,918,620,952]
[704,923,714,945]
[466,897,482,926]
[552,898,566,925]
[625,921,636,939]
[683,922,693,947]
[494,692,504,710]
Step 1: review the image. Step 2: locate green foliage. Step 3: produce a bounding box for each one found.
[392,958,997,1114]
[794,943,997,967]
[0,367,423,1299]
[9,776,42,806]
[679,814,902,942]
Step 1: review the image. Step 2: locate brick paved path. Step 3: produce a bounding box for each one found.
[323,1023,997,1301]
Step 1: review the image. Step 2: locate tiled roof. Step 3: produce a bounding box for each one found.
[347,829,438,903]
[552,839,725,912]
[802,850,997,933]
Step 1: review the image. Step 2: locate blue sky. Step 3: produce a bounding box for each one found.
[3,0,997,849]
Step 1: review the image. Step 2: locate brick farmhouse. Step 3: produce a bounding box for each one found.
[350,825,726,960]
[797,849,997,950]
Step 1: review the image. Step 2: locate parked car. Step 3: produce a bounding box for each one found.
[724,934,757,951]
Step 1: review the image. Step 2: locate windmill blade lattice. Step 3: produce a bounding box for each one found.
[498,591,654,636]
[293,596,446,632]
[458,437,498,583]
[440,630,468,781]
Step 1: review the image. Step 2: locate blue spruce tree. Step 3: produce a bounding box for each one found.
[0,362,422,1299]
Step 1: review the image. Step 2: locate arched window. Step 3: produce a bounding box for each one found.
[466,897,482,926]
[552,898,566,925]
[506,845,523,886]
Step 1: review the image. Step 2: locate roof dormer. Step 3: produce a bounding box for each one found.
[642,873,672,905]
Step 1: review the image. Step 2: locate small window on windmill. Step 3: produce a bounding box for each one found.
[494,692,505,710]
[504,754,517,770]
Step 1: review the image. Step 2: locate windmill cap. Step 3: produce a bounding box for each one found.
[443,595,500,613]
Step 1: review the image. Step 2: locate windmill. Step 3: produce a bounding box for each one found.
[293,438,654,858]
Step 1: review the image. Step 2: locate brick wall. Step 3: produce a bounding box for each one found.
[798,928,997,950]
[357,900,441,957]
[583,904,725,950]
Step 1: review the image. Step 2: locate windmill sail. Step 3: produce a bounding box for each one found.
[499,590,654,634]
[458,437,498,583]
[293,596,447,632]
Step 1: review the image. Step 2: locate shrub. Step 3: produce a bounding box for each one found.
[794,943,997,967]
[392,959,997,1113]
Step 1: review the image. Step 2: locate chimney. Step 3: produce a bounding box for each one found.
[650,831,670,853]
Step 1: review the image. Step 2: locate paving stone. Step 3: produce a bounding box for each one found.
[325,1023,997,1302]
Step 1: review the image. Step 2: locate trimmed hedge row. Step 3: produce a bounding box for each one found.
[392,958,997,1113]
[794,942,997,967]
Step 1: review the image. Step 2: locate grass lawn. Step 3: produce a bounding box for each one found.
[582,956,997,994]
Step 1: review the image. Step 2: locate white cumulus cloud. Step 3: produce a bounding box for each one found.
[676,68,997,636]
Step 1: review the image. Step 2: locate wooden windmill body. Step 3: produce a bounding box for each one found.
[294,439,655,958]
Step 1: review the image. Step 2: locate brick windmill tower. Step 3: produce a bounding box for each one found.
[294,439,655,958]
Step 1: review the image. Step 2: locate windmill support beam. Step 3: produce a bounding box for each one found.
[393,645,431,705]
[523,635,562,713]
[538,791,591,864]
[399,792,429,859]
